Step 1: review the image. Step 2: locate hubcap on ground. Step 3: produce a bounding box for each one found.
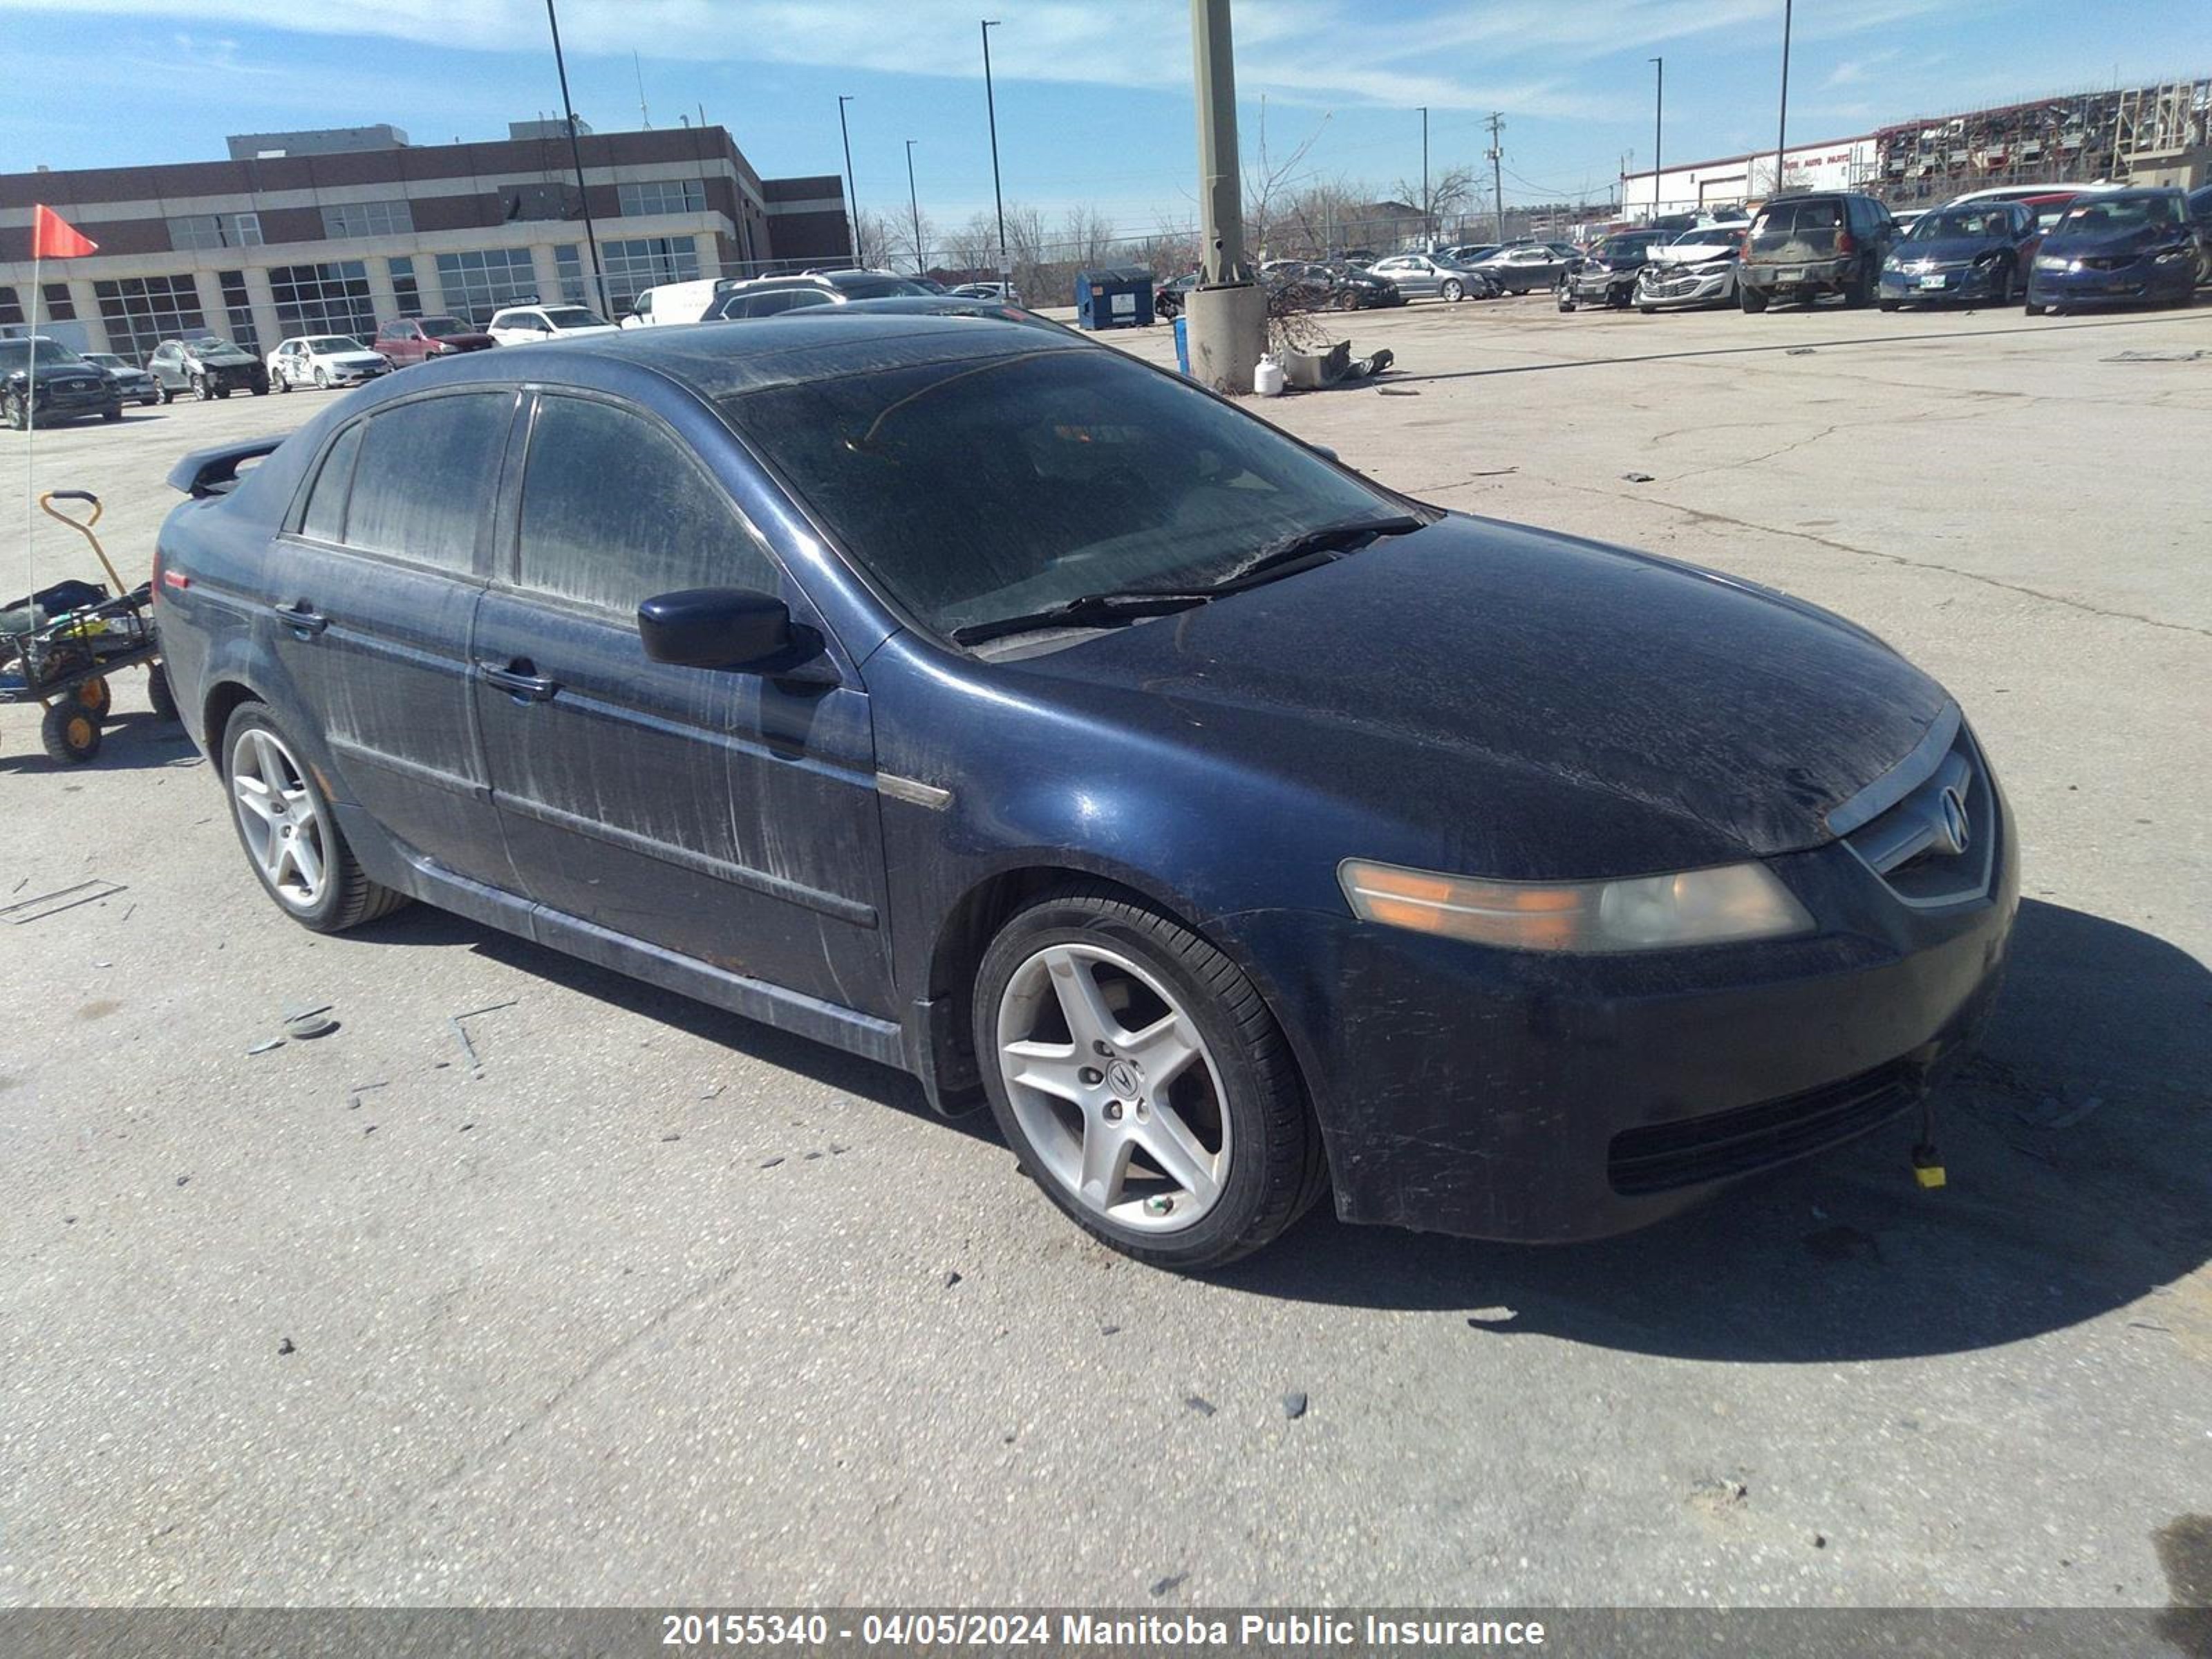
[229,727,330,910]
[996,942,1230,1234]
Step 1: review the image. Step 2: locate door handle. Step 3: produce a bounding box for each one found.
[476,658,559,702]
[270,600,329,637]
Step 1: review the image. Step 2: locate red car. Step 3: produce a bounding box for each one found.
[371,315,496,368]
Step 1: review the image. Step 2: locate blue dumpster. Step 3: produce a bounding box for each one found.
[1074,266,1156,330]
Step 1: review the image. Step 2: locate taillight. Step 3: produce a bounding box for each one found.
[1837,228,1857,255]
[154,547,188,590]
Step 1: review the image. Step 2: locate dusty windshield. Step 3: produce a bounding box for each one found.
[0,340,85,370]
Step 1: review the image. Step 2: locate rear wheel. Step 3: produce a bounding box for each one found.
[315,366,328,388]
[975,882,1326,1271]
[2025,301,2045,317]
[146,664,178,722]
[102,407,122,422]
[157,381,175,405]
[1739,284,1770,313]
[1879,299,1899,312]
[1441,279,1464,303]
[1,391,24,430]
[1991,263,2014,306]
[40,702,101,765]
[223,707,409,932]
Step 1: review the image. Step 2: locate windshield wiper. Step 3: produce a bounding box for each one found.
[1199,513,1425,593]
[950,588,1214,646]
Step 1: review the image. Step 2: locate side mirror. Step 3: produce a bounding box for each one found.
[1311,444,1341,462]
[637,587,834,681]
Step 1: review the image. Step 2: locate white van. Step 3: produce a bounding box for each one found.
[621,278,736,328]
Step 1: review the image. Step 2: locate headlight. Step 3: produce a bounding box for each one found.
[2034,254,2067,272]
[1338,859,1814,953]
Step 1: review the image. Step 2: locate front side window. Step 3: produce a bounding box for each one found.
[517,397,778,612]
[344,393,512,570]
[723,344,1395,638]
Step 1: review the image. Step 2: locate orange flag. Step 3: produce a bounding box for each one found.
[32,204,98,259]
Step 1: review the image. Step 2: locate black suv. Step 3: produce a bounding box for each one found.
[706,270,935,320]
[1739,193,1898,310]
[0,337,124,429]
[1558,230,1671,310]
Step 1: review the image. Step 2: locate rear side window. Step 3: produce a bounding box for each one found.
[344,392,511,571]
[516,395,778,612]
[299,421,364,542]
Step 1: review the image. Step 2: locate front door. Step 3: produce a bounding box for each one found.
[472,391,894,1017]
[265,389,517,883]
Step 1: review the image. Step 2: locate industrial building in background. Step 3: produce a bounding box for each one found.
[1622,74,2209,220]
[0,122,852,360]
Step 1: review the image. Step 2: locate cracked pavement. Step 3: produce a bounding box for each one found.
[3,294,2207,1609]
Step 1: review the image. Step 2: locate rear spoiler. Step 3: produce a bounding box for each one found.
[167,435,290,498]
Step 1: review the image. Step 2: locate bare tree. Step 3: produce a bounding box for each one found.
[1243,95,1331,260]
[941,211,1001,274]
[1390,165,1479,247]
[881,207,939,277]
[855,209,901,271]
[1059,205,1118,270]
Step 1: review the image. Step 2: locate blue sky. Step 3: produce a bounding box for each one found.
[8,1,2208,238]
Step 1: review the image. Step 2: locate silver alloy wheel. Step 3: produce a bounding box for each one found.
[229,726,330,911]
[995,942,1231,1234]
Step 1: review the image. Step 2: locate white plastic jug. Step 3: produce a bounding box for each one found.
[1254,355,1286,397]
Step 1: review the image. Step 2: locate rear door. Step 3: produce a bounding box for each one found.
[471,390,894,1015]
[266,389,516,882]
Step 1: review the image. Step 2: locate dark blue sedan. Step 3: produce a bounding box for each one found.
[2027,188,2200,313]
[151,318,2015,1269]
[1878,200,2037,309]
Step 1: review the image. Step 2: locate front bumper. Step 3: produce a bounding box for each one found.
[1637,265,1736,309]
[325,362,391,385]
[1228,796,2018,1242]
[1879,261,2011,303]
[2029,259,2192,307]
[29,382,122,420]
[1566,268,1637,304]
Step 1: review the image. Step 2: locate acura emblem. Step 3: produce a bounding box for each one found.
[1934,785,1971,856]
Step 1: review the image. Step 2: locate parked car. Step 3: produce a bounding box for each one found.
[1558,230,1671,311]
[1738,192,1897,310]
[1262,261,1405,311]
[81,350,159,406]
[1878,200,2038,310]
[1152,272,1201,320]
[0,337,123,429]
[705,270,938,320]
[487,304,620,346]
[268,335,393,392]
[1635,227,1743,313]
[1459,243,1575,293]
[148,336,269,402]
[1439,243,1498,266]
[1362,253,1494,301]
[371,316,495,368]
[768,295,1069,335]
[949,281,1022,305]
[2019,191,2086,234]
[2190,183,2212,283]
[2027,188,2200,314]
[621,278,740,328]
[154,315,2015,1269]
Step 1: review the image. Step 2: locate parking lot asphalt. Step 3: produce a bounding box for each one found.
[2,295,2208,1609]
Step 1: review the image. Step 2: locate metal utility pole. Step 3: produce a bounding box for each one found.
[1420,106,1430,244]
[1774,0,1793,198]
[543,0,606,313]
[1185,0,1264,393]
[1650,57,1664,216]
[905,139,925,277]
[981,20,1009,283]
[1486,112,1506,241]
[838,95,863,267]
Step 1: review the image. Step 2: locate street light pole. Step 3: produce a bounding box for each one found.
[543,0,606,313]
[1420,106,1429,245]
[838,94,863,267]
[981,20,1009,283]
[1185,0,1264,393]
[1649,57,1663,217]
[1774,0,1793,198]
[905,139,925,277]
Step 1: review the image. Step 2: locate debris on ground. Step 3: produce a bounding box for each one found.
[1150,1573,1188,1597]
[245,1037,285,1056]
[1100,1324,1121,1337]
[1622,471,1656,483]
[1282,1391,1309,1420]
[1280,340,1396,389]
[1183,1394,1217,1418]
[659,1132,682,1143]
[759,1156,785,1168]
[283,1001,337,1040]
[277,1337,297,1356]
[1466,1306,1519,1325]
[1377,386,1421,397]
[2,879,127,925]
[1689,1477,1750,1516]
[1786,346,1817,356]
[944,1271,963,1289]
[446,1000,516,1076]
[174,1175,190,1188]
[2105,348,2209,362]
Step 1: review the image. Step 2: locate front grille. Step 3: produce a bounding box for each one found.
[1839,720,1997,908]
[1608,1061,1918,1194]
[1642,274,1711,298]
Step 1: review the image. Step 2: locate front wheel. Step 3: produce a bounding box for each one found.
[157,382,175,405]
[975,882,1326,1271]
[1878,299,1899,312]
[191,374,211,402]
[223,707,409,932]
[1,391,24,430]
[315,367,328,388]
[1639,303,1656,315]
[274,371,291,393]
[1441,279,1464,303]
[1556,283,1576,312]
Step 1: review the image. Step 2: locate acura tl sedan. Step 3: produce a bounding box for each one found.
[152,319,2016,1271]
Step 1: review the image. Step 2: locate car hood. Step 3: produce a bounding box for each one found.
[2039,222,2177,257]
[1649,240,1738,265]
[8,362,109,388]
[321,350,386,367]
[1893,235,2012,263]
[426,332,496,348]
[991,515,1949,879]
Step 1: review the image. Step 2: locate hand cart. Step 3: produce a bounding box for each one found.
[1,491,176,765]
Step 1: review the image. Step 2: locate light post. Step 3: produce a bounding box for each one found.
[1649,57,1664,218]
[1420,105,1429,245]
[1774,0,1793,198]
[981,20,1009,283]
[543,0,606,312]
[838,95,863,266]
[1185,0,1264,393]
[906,138,925,277]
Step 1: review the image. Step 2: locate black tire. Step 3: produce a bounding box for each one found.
[250,382,268,397]
[216,388,232,400]
[1556,284,1576,312]
[74,675,111,718]
[1991,263,2014,306]
[146,664,178,722]
[1842,261,1874,308]
[1639,303,1656,315]
[2025,301,2045,317]
[1441,279,1464,303]
[973,880,1327,1271]
[1879,299,1898,312]
[41,701,101,765]
[314,366,329,388]
[158,382,175,405]
[1739,283,1770,313]
[274,368,290,393]
[1,391,24,431]
[221,705,410,932]
[191,373,209,402]
[102,406,123,422]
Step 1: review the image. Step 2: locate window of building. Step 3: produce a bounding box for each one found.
[554,244,590,306]
[597,237,700,315]
[169,212,263,252]
[94,274,207,365]
[345,393,512,570]
[388,256,421,317]
[217,270,259,354]
[499,182,581,223]
[518,395,775,612]
[268,260,375,342]
[41,284,77,322]
[0,288,22,328]
[432,247,539,328]
[616,178,708,218]
[320,198,414,239]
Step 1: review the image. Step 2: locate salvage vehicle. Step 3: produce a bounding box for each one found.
[1558,230,1670,310]
[2027,189,2200,313]
[369,316,495,368]
[268,335,393,391]
[81,351,160,406]
[1459,243,1576,293]
[1,337,123,428]
[148,336,269,402]
[1262,261,1406,311]
[1635,227,1743,313]
[1361,253,1492,301]
[949,281,1022,305]
[705,270,938,321]
[1738,192,1898,311]
[152,317,2016,1270]
[486,304,620,346]
[1878,200,2038,310]
[1151,272,1201,320]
